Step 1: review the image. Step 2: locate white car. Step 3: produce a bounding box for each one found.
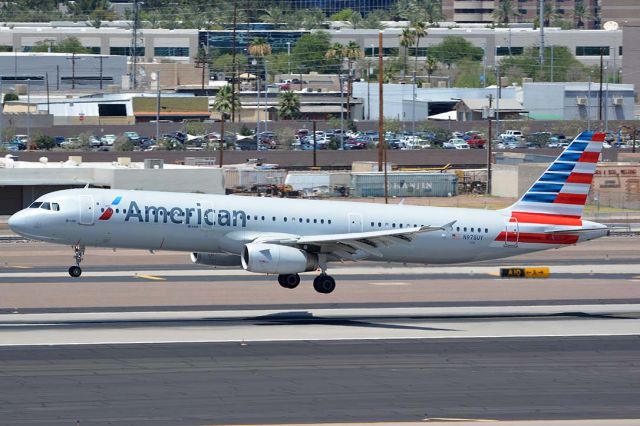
[100,134,117,146]
[499,130,523,141]
[443,138,468,149]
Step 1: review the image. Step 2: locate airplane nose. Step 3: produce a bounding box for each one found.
[8,211,28,235]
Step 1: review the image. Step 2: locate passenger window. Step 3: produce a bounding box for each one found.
[464,227,467,232]
[261,216,265,221]
[399,223,403,228]
[307,218,310,223]
[328,220,332,224]
[485,228,489,233]
[314,219,317,223]
[456,226,460,232]
[371,222,374,226]
[471,227,474,232]
[272,216,276,221]
[284,217,288,222]
[40,202,51,210]
[299,218,303,223]
[392,223,396,228]
[378,222,382,227]
[321,219,324,224]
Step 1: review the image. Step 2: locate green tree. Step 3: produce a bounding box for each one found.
[347,10,363,29]
[430,36,483,68]
[278,90,300,119]
[500,45,587,82]
[248,37,272,58]
[3,93,18,104]
[329,8,355,21]
[454,59,495,87]
[32,37,89,54]
[572,0,591,28]
[361,10,388,29]
[260,6,285,24]
[399,28,416,80]
[212,84,241,118]
[493,0,519,25]
[543,1,558,27]
[413,22,427,77]
[293,31,338,74]
[212,53,248,74]
[34,134,55,150]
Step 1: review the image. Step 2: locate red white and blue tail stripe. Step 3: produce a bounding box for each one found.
[506,131,604,219]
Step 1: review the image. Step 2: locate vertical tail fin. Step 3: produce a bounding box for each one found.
[506,131,605,218]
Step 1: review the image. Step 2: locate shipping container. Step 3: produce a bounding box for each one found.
[351,172,457,197]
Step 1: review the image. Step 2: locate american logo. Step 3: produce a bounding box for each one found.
[98,196,122,221]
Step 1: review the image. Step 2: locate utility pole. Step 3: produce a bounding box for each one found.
[0,80,3,143]
[130,0,141,90]
[587,75,592,131]
[219,117,225,168]
[487,117,492,195]
[598,48,604,121]
[230,0,238,122]
[378,30,388,206]
[195,48,210,90]
[339,74,344,150]
[312,120,317,168]
[99,55,104,90]
[550,45,554,82]
[539,0,545,76]
[45,72,50,114]
[26,79,31,149]
[67,53,78,90]
[156,71,161,143]
[495,65,501,138]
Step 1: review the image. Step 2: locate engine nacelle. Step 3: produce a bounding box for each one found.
[241,243,319,274]
[190,252,242,267]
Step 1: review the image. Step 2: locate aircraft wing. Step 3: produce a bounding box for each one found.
[253,221,456,260]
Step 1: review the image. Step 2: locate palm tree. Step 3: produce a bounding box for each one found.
[399,27,416,81]
[343,41,363,117]
[421,0,444,25]
[572,0,591,28]
[278,90,300,120]
[543,1,558,27]
[248,37,272,58]
[492,0,518,25]
[425,55,438,83]
[348,10,362,29]
[260,6,285,24]
[211,84,241,166]
[413,22,427,78]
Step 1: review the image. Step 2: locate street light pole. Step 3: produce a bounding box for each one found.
[287,42,291,76]
[156,71,161,143]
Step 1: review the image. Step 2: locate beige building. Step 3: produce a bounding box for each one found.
[441,0,599,28]
[600,0,640,27]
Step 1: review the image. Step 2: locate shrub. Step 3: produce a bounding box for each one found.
[112,136,135,151]
[34,134,56,150]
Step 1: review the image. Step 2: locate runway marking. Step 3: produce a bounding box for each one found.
[369,282,411,286]
[2,265,32,269]
[134,274,166,281]
[424,418,497,422]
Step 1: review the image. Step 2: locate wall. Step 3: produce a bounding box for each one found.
[622,26,640,100]
[110,168,225,194]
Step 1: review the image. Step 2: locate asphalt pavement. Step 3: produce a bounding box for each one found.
[0,336,638,425]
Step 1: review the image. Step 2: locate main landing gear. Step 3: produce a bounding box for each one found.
[68,245,85,278]
[278,273,300,289]
[277,273,336,294]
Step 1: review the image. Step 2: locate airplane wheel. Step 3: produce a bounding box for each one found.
[68,266,82,278]
[313,275,335,294]
[278,273,300,289]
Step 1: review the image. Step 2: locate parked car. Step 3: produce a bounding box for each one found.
[100,134,117,146]
[443,138,468,149]
[499,130,523,141]
[123,131,140,142]
[466,135,486,149]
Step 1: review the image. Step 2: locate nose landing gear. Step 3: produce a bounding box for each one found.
[68,245,85,278]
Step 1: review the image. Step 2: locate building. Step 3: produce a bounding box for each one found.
[0,53,127,91]
[441,0,599,28]
[600,0,640,27]
[621,25,640,100]
[0,156,225,215]
[455,98,526,121]
[522,82,635,120]
[352,82,519,121]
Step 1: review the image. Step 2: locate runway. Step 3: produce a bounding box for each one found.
[0,237,639,425]
[0,336,638,425]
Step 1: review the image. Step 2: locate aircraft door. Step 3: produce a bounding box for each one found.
[348,213,363,233]
[504,217,519,247]
[79,195,94,226]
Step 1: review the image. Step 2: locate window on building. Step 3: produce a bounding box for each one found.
[154,47,189,57]
[576,46,609,56]
[496,47,524,56]
[110,47,145,56]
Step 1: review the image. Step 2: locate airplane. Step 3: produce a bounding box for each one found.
[8,131,609,294]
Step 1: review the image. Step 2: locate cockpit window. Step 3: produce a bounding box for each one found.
[40,202,51,210]
[51,203,60,211]
[29,202,42,208]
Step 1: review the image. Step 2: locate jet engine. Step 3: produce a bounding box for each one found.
[241,243,319,274]
[190,252,242,267]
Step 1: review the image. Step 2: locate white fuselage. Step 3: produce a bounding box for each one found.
[8,188,607,265]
